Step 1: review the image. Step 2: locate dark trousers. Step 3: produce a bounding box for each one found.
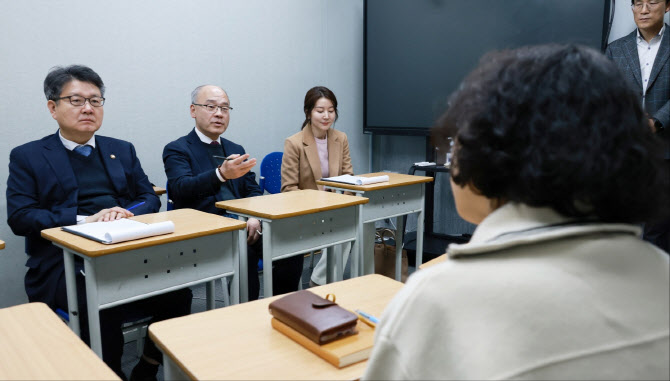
[246,239,304,300]
[54,264,192,379]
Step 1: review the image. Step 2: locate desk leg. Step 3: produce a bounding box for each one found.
[206,281,215,310]
[262,221,273,298]
[362,222,376,275]
[83,259,103,357]
[63,250,80,336]
[238,217,249,303]
[326,245,343,283]
[351,203,363,278]
[395,215,405,281]
[230,228,241,305]
[416,185,425,268]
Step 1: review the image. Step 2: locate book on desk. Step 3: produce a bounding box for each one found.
[271,317,375,368]
[62,218,175,244]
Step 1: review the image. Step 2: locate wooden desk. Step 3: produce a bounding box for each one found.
[317,173,433,279]
[153,186,167,196]
[217,190,368,301]
[149,274,402,380]
[0,240,4,250]
[418,253,447,269]
[42,209,246,358]
[0,302,119,380]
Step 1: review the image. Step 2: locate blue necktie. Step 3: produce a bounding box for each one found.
[74,145,93,157]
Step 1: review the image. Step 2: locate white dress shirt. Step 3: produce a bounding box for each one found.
[637,25,665,98]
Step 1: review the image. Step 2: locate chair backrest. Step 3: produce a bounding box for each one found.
[259,151,283,194]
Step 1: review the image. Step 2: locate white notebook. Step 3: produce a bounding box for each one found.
[62,219,175,244]
[320,174,389,186]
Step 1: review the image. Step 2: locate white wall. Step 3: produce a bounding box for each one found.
[0,0,366,308]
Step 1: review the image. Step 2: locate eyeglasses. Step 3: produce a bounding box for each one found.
[632,0,665,11]
[192,103,233,114]
[55,96,105,107]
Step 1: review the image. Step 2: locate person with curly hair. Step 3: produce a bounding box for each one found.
[363,44,669,380]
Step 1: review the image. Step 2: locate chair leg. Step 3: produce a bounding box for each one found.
[221,275,231,307]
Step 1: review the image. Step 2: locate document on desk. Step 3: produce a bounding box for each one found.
[320,174,389,186]
[62,219,175,244]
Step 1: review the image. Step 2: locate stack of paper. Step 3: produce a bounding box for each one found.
[320,174,389,186]
[62,219,175,244]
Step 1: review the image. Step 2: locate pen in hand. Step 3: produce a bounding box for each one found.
[126,202,146,211]
[213,155,234,161]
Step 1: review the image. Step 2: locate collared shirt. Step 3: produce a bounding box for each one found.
[194,127,226,182]
[637,25,665,97]
[59,130,96,224]
[59,130,96,151]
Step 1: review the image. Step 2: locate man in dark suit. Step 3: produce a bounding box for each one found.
[6,65,192,381]
[163,85,302,301]
[606,0,670,252]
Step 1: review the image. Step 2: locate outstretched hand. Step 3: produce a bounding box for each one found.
[218,154,257,180]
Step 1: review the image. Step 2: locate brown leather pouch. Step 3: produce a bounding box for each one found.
[268,290,358,344]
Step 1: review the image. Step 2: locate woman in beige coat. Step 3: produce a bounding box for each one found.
[281,86,353,285]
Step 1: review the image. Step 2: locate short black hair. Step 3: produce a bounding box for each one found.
[630,0,670,4]
[43,65,105,101]
[433,44,668,224]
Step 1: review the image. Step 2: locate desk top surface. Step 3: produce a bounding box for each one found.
[0,240,4,250]
[149,274,403,380]
[316,172,433,191]
[0,302,120,380]
[41,208,246,257]
[216,189,368,220]
[152,186,166,195]
[418,254,447,270]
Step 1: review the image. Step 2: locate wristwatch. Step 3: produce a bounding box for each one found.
[654,119,664,132]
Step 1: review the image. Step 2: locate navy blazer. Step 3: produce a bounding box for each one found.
[606,25,670,157]
[6,132,160,307]
[162,128,262,216]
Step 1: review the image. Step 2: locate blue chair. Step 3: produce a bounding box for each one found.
[259,152,283,194]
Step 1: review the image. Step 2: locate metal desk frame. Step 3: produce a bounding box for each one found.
[53,228,243,358]
[322,182,427,280]
[231,206,360,301]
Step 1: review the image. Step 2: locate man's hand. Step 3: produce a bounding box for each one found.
[649,118,657,133]
[247,217,262,245]
[219,154,257,180]
[85,207,134,223]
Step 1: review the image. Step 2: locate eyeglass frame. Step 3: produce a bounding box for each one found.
[192,103,234,113]
[54,95,105,107]
[631,0,666,11]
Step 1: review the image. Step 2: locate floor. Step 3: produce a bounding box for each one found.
[120,251,417,380]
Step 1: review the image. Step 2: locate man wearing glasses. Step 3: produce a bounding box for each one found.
[606,0,670,253]
[6,65,192,381]
[163,85,303,301]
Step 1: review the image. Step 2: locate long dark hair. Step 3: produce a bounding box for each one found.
[302,86,338,129]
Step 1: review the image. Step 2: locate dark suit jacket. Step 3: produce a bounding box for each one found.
[606,24,670,157]
[162,128,262,215]
[6,132,160,308]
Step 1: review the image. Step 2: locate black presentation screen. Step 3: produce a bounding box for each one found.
[365,0,610,135]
